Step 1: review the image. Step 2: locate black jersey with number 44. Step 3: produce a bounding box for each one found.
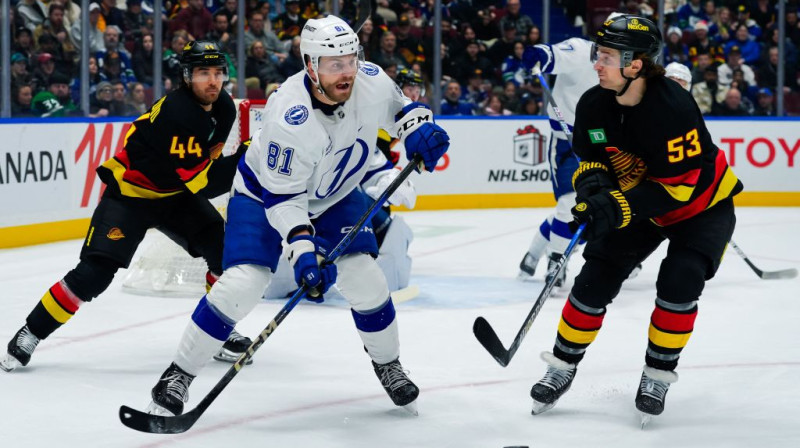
[572,76,743,226]
[97,87,237,199]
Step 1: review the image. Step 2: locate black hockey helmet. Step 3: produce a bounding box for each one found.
[396,68,425,96]
[593,15,662,67]
[180,40,228,82]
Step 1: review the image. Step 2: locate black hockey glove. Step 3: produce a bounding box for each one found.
[572,161,615,198]
[569,190,632,241]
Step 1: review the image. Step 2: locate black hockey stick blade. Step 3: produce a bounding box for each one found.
[473,317,510,367]
[729,240,798,280]
[120,405,201,434]
[353,0,372,33]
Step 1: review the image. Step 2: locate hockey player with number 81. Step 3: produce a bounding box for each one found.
[140,15,449,417]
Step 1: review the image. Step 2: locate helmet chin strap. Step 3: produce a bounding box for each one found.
[616,68,641,97]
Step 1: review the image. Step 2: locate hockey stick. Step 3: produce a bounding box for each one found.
[473,224,585,367]
[119,155,424,434]
[531,63,572,144]
[729,239,797,280]
[353,0,372,33]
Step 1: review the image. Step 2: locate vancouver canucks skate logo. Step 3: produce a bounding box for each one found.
[360,63,379,76]
[285,105,309,125]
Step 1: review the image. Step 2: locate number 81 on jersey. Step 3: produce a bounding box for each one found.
[267,141,294,175]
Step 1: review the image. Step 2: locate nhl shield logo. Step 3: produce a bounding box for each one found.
[513,125,546,166]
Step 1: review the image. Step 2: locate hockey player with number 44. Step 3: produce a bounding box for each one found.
[141,15,449,417]
[528,15,742,427]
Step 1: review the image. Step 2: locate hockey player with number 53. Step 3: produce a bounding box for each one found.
[528,15,742,426]
[142,15,449,417]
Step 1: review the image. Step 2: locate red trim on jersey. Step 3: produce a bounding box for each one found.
[115,151,179,193]
[650,306,697,333]
[176,159,210,182]
[561,298,605,331]
[649,168,701,187]
[653,151,728,226]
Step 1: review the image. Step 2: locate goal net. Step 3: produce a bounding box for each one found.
[121,99,266,297]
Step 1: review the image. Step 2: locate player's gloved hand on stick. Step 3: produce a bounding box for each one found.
[569,190,632,241]
[287,234,337,302]
[522,45,548,71]
[365,168,417,208]
[396,103,450,172]
[572,161,615,198]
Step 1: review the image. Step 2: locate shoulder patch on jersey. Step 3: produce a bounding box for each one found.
[284,105,309,125]
[360,63,380,76]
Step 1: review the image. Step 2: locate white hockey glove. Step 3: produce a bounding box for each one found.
[365,168,417,209]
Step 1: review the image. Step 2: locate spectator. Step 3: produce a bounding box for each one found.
[11,53,32,87]
[730,68,757,114]
[784,8,800,49]
[525,25,541,46]
[688,20,725,66]
[60,0,82,32]
[712,88,750,116]
[502,80,520,112]
[757,46,800,93]
[170,0,213,40]
[13,27,36,61]
[690,51,713,84]
[16,0,47,32]
[473,6,500,42]
[70,55,108,103]
[124,0,149,44]
[273,0,305,41]
[440,79,475,115]
[486,20,519,67]
[484,92,513,116]
[11,83,35,117]
[723,25,760,65]
[163,31,189,89]
[691,65,729,115]
[677,0,710,30]
[33,3,77,64]
[244,40,285,90]
[132,33,155,86]
[454,39,494,86]
[243,11,286,63]
[217,0,240,33]
[278,35,304,78]
[125,82,149,115]
[718,45,756,87]
[709,6,733,43]
[32,52,57,93]
[519,92,540,115]
[99,50,137,87]
[357,18,381,62]
[394,15,425,68]
[731,4,762,41]
[501,40,526,86]
[109,80,138,116]
[765,26,799,71]
[206,11,234,56]
[753,88,776,116]
[98,0,127,33]
[663,26,690,67]
[31,71,79,117]
[463,69,489,112]
[89,80,113,117]
[70,2,105,54]
[751,0,776,31]
[372,31,404,71]
[499,0,534,38]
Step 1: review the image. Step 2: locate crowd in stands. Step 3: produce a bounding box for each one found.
[5,0,800,118]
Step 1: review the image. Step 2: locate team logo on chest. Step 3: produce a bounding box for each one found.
[315,138,369,199]
[285,105,309,125]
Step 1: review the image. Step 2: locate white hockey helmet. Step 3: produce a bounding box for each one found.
[300,15,360,76]
[665,62,692,91]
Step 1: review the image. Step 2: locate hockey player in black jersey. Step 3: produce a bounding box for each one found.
[528,15,742,426]
[1,41,252,372]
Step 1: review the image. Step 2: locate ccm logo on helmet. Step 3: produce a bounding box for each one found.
[627,18,650,31]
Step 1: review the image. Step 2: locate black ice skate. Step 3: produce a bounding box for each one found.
[627,263,643,280]
[518,252,539,281]
[530,352,577,415]
[545,252,567,288]
[373,358,419,415]
[635,366,678,428]
[213,329,254,365]
[146,362,196,416]
[0,325,41,372]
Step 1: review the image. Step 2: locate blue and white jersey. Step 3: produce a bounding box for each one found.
[233,62,408,240]
[535,38,597,140]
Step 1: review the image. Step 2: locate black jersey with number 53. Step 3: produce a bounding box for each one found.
[572,76,743,226]
[97,87,236,199]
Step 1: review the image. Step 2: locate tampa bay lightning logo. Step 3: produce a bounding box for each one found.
[315,138,369,199]
[284,105,309,125]
[360,63,379,76]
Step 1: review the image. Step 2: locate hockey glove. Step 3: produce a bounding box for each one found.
[572,161,615,198]
[364,168,417,208]
[287,234,337,302]
[569,190,632,241]
[521,45,550,72]
[396,103,450,172]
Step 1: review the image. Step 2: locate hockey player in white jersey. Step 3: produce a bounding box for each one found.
[142,15,449,417]
[517,36,598,287]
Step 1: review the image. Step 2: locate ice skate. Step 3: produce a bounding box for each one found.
[545,252,567,288]
[146,362,195,416]
[635,366,678,428]
[1,325,41,372]
[373,358,419,415]
[213,329,254,365]
[627,263,643,280]
[518,252,539,281]
[530,352,577,415]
